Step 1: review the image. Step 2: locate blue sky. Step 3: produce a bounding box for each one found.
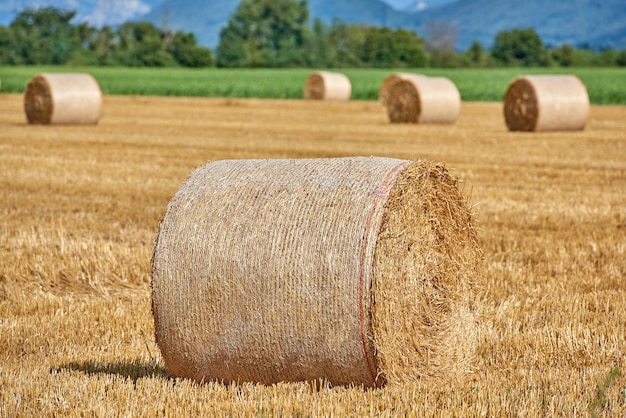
[0,0,458,27]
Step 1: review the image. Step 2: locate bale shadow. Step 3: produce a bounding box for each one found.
[56,360,169,382]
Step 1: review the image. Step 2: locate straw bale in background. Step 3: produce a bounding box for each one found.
[24,73,102,125]
[503,75,589,132]
[378,73,424,105]
[386,76,461,124]
[151,157,482,387]
[304,71,351,101]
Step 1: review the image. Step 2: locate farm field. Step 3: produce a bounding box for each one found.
[0,92,625,415]
[1,66,626,104]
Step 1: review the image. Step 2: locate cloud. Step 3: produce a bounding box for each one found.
[82,0,151,26]
[0,0,80,13]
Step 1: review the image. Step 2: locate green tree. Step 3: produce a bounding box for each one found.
[115,21,172,67]
[88,26,117,65]
[491,27,548,66]
[216,0,310,67]
[8,7,82,65]
[168,31,213,67]
[0,26,21,64]
[465,40,489,67]
[551,44,574,67]
[327,21,366,67]
[393,28,428,68]
[308,18,336,67]
[617,50,626,67]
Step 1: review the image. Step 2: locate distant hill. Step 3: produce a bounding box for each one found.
[404,0,626,50]
[2,0,625,51]
[143,0,626,51]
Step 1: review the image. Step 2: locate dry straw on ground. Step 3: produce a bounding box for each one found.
[378,73,424,106]
[151,157,481,387]
[24,73,102,125]
[304,71,352,101]
[385,76,461,124]
[503,75,590,132]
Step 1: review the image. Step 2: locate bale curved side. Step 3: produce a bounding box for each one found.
[386,77,460,124]
[503,75,589,132]
[151,157,481,387]
[304,71,351,101]
[24,73,102,125]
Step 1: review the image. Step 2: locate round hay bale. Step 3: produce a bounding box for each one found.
[304,71,351,101]
[24,73,102,125]
[386,76,461,124]
[151,157,481,387]
[378,73,424,106]
[503,75,589,132]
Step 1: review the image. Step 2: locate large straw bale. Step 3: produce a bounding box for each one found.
[151,157,481,387]
[24,73,102,125]
[304,71,351,101]
[378,73,424,105]
[386,76,461,124]
[503,75,589,132]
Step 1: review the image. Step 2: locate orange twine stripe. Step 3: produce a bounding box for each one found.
[359,160,411,387]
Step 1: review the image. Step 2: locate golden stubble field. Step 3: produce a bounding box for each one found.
[0,92,625,416]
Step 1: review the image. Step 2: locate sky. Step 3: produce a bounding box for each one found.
[0,0,459,27]
[380,0,456,11]
[0,0,158,26]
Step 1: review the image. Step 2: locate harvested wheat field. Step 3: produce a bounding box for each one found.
[0,92,625,416]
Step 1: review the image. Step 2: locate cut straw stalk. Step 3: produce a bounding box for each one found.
[503,75,589,132]
[304,71,351,101]
[24,73,102,125]
[385,76,461,124]
[151,157,481,387]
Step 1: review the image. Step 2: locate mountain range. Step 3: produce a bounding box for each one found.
[1,0,625,51]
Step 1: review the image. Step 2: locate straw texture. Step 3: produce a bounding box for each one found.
[304,71,351,101]
[24,73,102,125]
[503,75,589,132]
[151,157,481,387]
[386,76,461,124]
[378,73,424,106]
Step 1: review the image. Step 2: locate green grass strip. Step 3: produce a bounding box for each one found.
[1,66,624,104]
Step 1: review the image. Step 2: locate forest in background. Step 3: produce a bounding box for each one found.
[1,3,625,69]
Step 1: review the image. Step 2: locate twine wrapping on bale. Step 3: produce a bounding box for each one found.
[378,73,424,106]
[386,76,461,124]
[304,71,351,101]
[503,75,589,132]
[151,157,481,387]
[24,73,102,125]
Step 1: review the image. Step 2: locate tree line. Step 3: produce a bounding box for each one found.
[0,7,213,67]
[1,2,625,69]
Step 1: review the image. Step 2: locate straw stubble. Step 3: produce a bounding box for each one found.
[151,157,481,387]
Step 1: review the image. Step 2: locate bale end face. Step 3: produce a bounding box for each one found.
[503,77,540,132]
[386,79,421,123]
[24,75,54,125]
[373,161,482,384]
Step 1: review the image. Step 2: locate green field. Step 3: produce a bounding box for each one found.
[1,66,625,104]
